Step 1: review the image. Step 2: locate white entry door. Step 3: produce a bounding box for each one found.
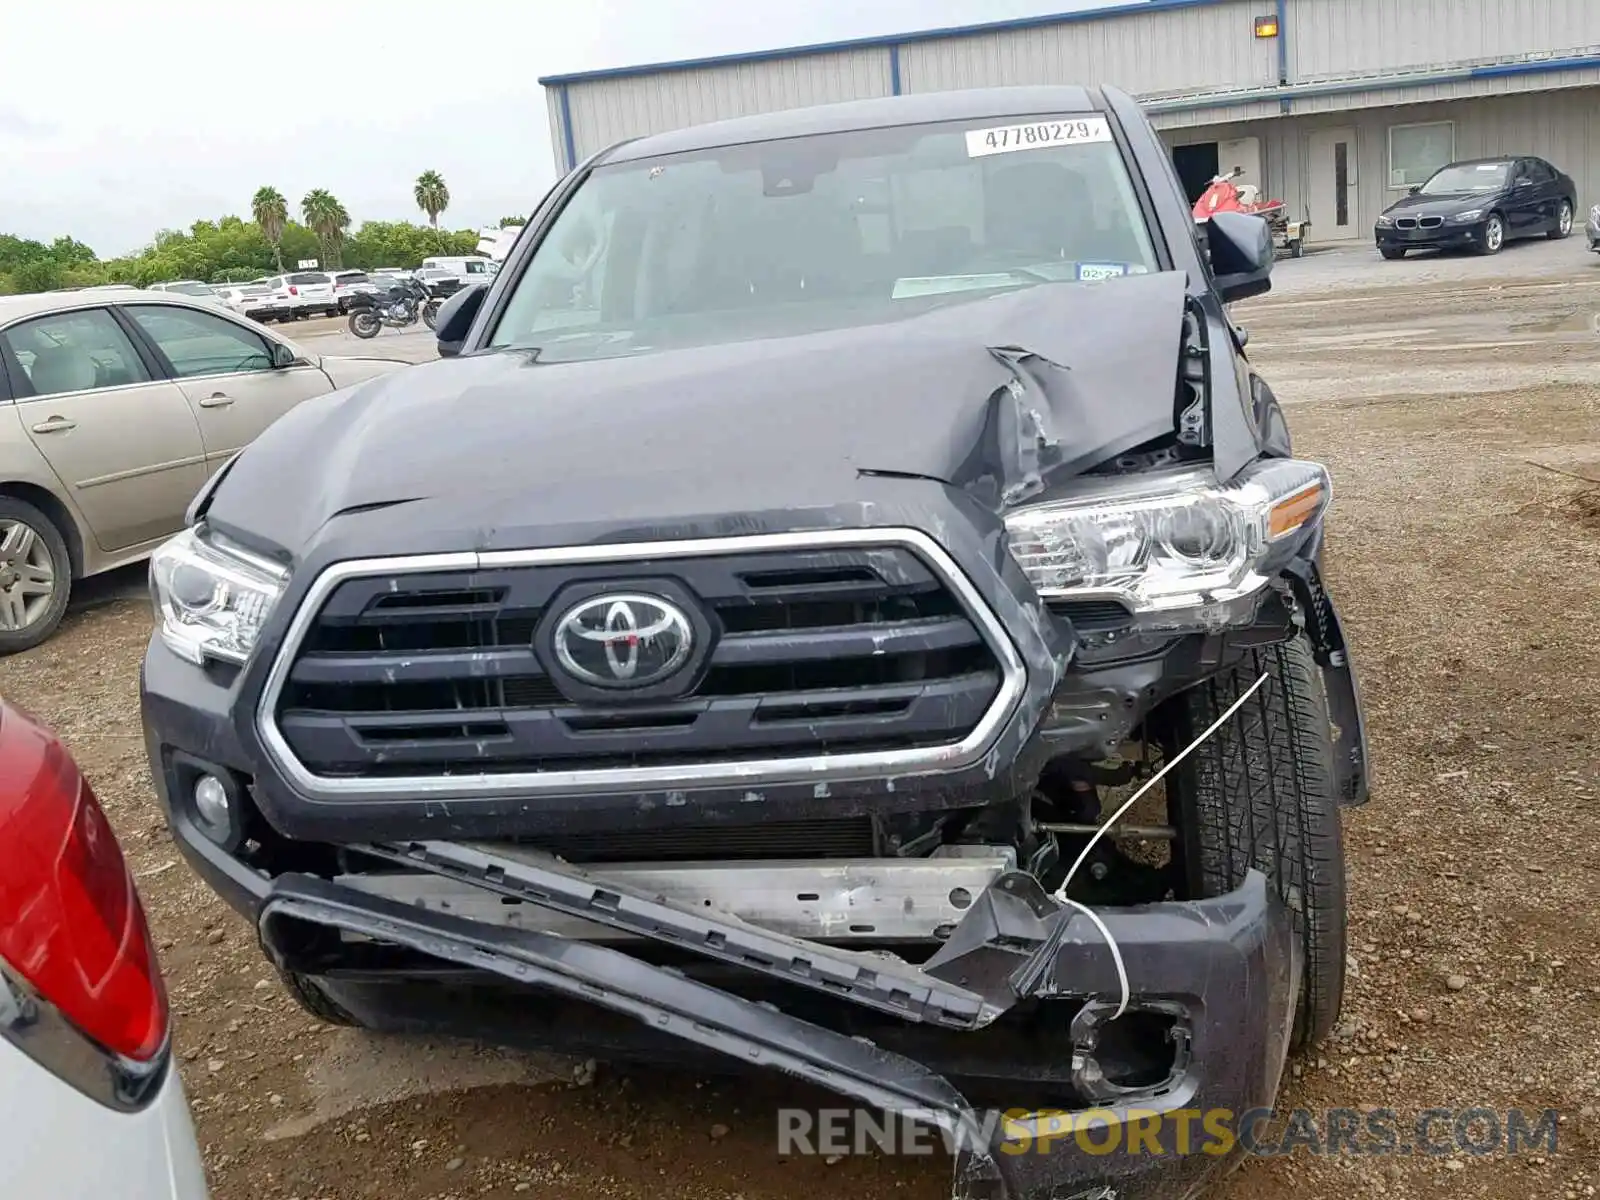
[1306,126,1359,241]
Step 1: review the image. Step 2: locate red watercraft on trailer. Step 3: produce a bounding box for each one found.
[1194,165,1310,258]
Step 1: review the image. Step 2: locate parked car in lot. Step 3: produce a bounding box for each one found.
[329,270,379,313]
[1375,155,1576,258]
[412,267,463,297]
[141,84,1368,1200]
[1587,203,1600,254]
[210,283,280,322]
[147,280,226,306]
[419,254,496,285]
[1,697,209,1199]
[0,290,409,652]
[256,272,339,320]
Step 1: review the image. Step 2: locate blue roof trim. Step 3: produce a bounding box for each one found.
[1143,52,1600,113]
[1470,54,1600,79]
[537,0,1229,85]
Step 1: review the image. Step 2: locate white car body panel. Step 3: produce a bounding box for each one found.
[0,1038,209,1199]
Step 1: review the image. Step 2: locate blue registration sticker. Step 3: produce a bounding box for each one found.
[1076,262,1130,281]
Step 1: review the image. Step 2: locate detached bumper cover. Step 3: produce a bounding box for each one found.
[258,850,1297,1200]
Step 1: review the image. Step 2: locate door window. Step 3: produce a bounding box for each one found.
[0,308,152,398]
[125,304,275,378]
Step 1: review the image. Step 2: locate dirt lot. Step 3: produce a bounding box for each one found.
[3,238,1598,1200]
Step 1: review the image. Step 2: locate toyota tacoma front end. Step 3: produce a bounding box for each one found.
[140,84,1370,1200]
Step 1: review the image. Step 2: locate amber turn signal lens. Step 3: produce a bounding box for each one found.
[1268,483,1324,538]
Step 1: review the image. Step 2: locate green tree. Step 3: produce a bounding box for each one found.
[414,170,450,245]
[12,258,64,293]
[251,186,289,271]
[498,214,526,228]
[300,189,351,270]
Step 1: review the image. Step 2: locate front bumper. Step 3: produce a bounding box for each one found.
[1586,216,1600,251]
[254,848,1296,1200]
[1375,220,1488,251]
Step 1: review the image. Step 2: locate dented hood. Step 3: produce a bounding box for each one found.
[207,272,1190,552]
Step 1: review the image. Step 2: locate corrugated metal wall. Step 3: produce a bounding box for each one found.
[1287,0,1600,82]
[546,0,1600,180]
[897,0,1275,98]
[556,48,891,169]
[1165,85,1600,240]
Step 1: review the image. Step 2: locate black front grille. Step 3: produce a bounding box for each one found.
[274,545,1005,778]
[1418,216,1444,229]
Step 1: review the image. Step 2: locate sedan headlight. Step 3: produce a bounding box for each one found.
[150,526,287,665]
[1589,204,1600,223]
[1450,209,1483,223]
[1375,214,1394,227]
[1003,459,1329,623]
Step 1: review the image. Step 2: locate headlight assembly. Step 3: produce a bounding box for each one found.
[149,526,287,665]
[1003,459,1329,624]
[1450,209,1483,223]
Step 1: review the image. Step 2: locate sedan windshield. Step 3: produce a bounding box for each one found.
[489,115,1160,362]
[1419,163,1510,194]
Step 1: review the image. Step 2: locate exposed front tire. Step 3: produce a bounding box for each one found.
[1160,635,1347,1051]
[1379,246,1406,260]
[0,497,73,656]
[1549,199,1574,240]
[274,966,359,1026]
[348,310,381,339]
[422,299,442,330]
[1476,212,1505,255]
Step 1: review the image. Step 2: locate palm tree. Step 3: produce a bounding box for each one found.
[300,189,351,269]
[414,170,450,246]
[251,186,288,271]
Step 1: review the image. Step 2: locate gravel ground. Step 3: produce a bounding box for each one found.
[2,237,1598,1200]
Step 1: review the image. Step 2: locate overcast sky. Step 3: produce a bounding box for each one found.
[0,0,1124,257]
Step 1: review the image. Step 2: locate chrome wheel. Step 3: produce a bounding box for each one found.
[1483,215,1504,254]
[0,519,56,632]
[1558,202,1573,237]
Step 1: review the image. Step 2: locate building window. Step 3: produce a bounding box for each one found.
[1388,122,1455,189]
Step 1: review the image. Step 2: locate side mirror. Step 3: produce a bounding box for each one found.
[1206,210,1274,304]
[270,342,298,369]
[435,283,488,358]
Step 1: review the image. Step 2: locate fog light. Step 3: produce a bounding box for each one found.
[193,774,232,841]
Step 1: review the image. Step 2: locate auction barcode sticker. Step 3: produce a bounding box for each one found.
[965,117,1112,157]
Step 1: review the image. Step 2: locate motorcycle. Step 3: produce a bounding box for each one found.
[1193,165,1310,259]
[346,277,444,338]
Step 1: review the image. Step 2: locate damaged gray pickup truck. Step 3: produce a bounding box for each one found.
[141,84,1370,1199]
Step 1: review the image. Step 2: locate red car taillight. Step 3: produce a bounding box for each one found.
[0,703,168,1062]
[288,285,299,295]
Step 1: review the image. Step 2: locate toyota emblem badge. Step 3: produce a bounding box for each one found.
[551,593,694,688]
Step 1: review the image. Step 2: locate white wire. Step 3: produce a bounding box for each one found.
[1049,671,1272,1022]
[1057,897,1133,1020]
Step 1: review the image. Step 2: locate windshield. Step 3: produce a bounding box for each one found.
[489,114,1159,362]
[1419,163,1510,194]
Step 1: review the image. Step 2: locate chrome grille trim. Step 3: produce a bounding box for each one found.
[255,528,1029,801]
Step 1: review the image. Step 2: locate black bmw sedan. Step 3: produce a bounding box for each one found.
[1375,156,1577,258]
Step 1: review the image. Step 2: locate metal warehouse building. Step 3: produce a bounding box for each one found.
[538,0,1600,247]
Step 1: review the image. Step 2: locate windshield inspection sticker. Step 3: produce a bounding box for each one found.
[966,116,1112,157]
[1076,262,1129,281]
